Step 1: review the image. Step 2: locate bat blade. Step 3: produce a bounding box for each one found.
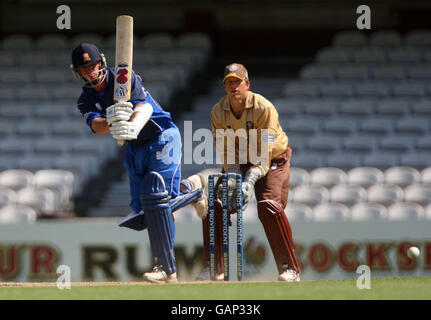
[114,15,134,146]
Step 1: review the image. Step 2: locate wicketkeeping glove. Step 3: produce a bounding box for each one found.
[106,101,133,125]
[216,169,242,212]
[241,167,261,211]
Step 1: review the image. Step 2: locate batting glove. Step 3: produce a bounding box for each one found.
[241,167,261,211]
[109,120,139,140]
[106,101,133,125]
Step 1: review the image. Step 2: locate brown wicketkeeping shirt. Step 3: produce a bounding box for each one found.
[211,91,288,179]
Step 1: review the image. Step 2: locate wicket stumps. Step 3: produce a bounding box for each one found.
[208,173,244,281]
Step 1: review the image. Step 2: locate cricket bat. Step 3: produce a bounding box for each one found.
[113,15,134,147]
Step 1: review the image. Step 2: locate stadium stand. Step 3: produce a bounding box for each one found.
[1,27,430,223]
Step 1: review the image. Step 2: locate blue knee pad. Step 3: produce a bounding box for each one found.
[141,171,176,274]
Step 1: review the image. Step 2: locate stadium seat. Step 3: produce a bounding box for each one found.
[392,82,427,98]
[15,119,51,137]
[306,135,341,153]
[378,136,415,152]
[17,156,54,172]
[272,99,304,117]
[362,153,398,170]
[0,156,17,172]
[142,33,175,49]
[316,47,352,63]
[290,153,327,170]
[395,117,429,136]
[367,184,404,206]
[333,30,368,47]
[387,48,422,63]
[285,203,313,221]
[320,83,354,97]
[371,65,406,80]
[323,118,358,135]
[375,100,410,118]
[303,101,338,118]
[0,87,15,100]
[326,153,362,171]
[299,65,334,80]
[330,184,367,206]
[400,152,431,170]
[338,100,375,118]
[0,104,33,119]
[335,65,369,80]
[34,169,75,211]
[405,29,431,47]
[177,32,212,54]
[36,34,68,49]
[33,138,69,156]
[404,184,431,206]
[353,48,386,63]
[0,69,32,83]
[310,167,347,188]
[0,169,34,190]
[291,185,330,207]
[289,167,310,188]
[387,203,425,220]
[426,204,431,220]
[370,30,402,47]
[0,52,15,67]
[342,136,376,153]
[0,205,37,223]
[34,70,68,83]
[71,33,104,47]
[282,82,320,97]
[1,35,34,49]
[354,82,391,98]
[407,66,431,80]
[17,187,56,215]
[52,119,88,137]
[384,166,421,188]
[350,202,388,221]
[18,52,49,66]
[312,203,350,221]
[347,167,385,188]
[411,100,431,116]
[0,187,17,207]
[17,85,51,100]
[422,167,431,184]
[285,118,321,136]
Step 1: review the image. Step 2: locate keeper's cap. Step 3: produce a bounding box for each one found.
[223,63,249,83]
[71,43,103,70]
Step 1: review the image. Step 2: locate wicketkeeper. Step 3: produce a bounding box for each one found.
[183,63,301,281]
[71,43,202,283]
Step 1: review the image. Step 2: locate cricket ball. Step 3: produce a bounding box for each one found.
[407,246,420,259]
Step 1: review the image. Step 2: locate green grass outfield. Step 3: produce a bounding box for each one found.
[0,277,430,300]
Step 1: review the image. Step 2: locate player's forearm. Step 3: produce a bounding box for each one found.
[91,117,110,134]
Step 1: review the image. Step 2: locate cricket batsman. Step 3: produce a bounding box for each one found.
[71,43,202,283]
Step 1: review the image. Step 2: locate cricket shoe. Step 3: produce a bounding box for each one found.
[143,265,178,284]
[180,174,208,220]
[278,270,300,282]
[195,267,224,281]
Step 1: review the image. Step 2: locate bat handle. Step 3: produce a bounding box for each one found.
[117,140,124,147]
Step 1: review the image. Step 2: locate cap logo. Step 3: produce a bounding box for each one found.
[229,65,238,72]
[82,53,91,62]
